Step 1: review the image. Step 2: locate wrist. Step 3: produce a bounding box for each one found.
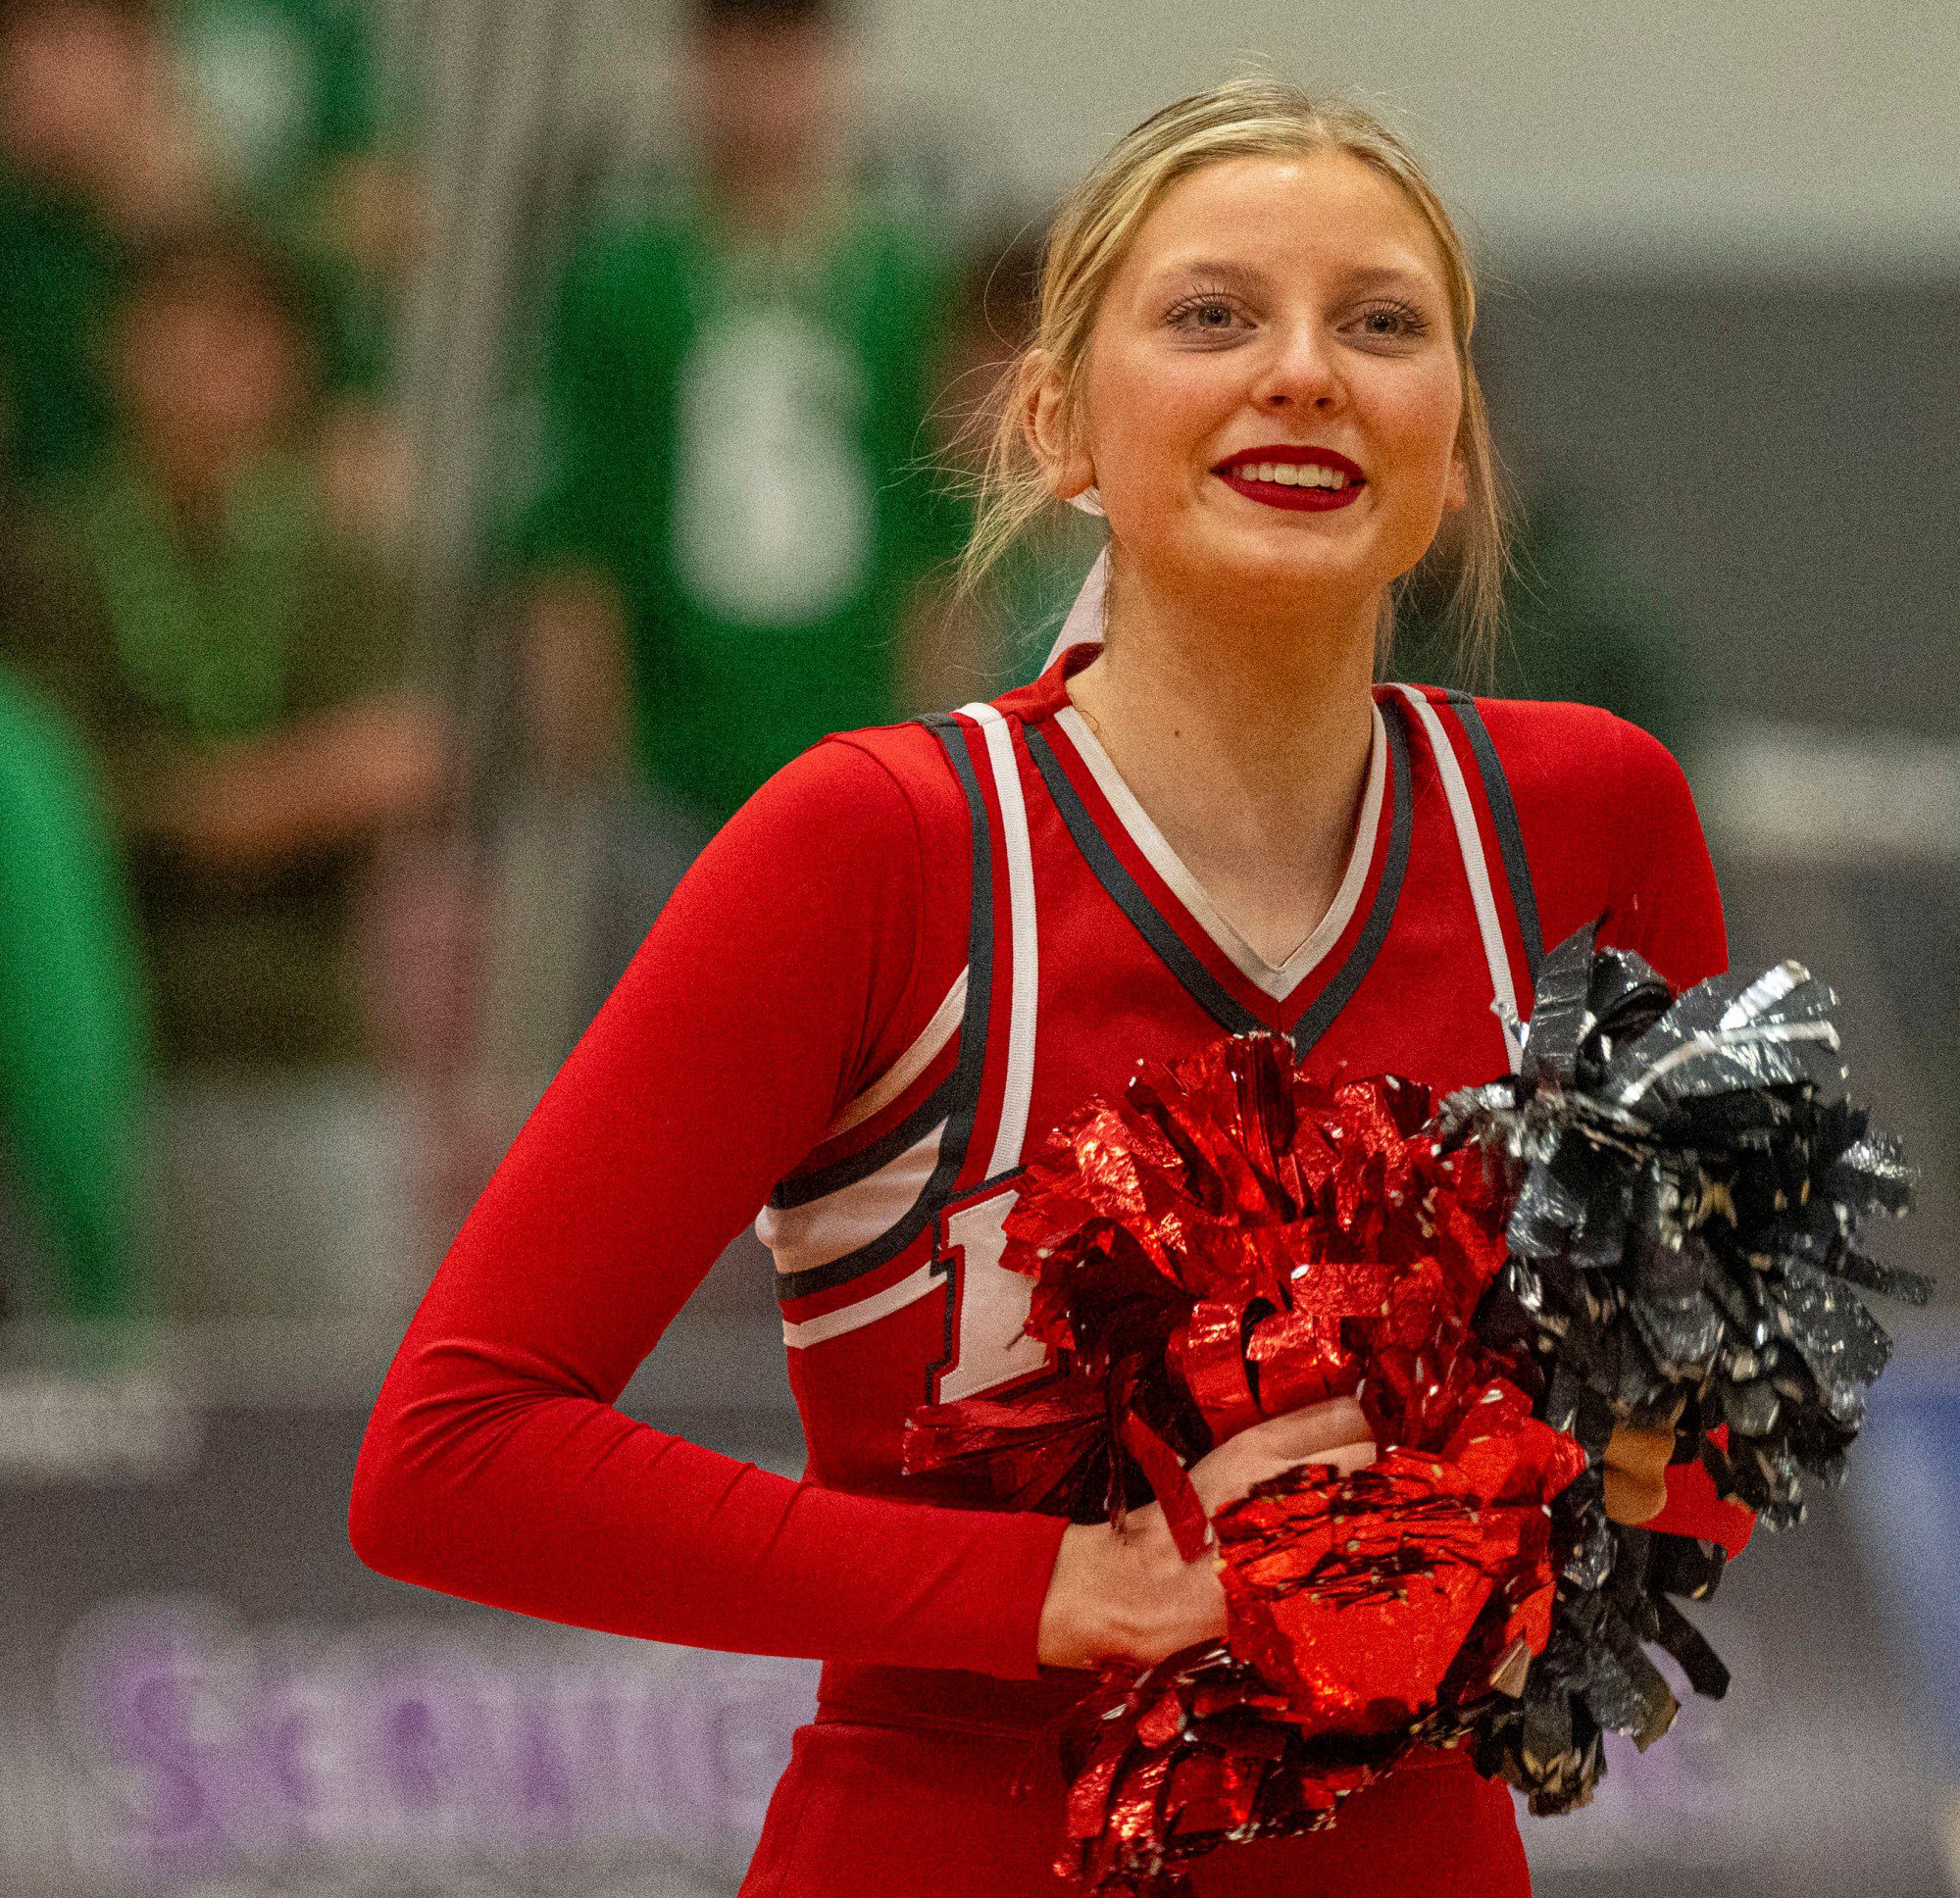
[1036,1522,1123,1672]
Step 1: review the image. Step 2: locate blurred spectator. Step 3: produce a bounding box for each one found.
[0,0,413,525]
[0,665,149,1324]
[162,0,424,481]
[0,224,448,1071]
[165,0,414,271]
[1390,483,1703,759]
[513,0,965,827]
[0,0,213,493]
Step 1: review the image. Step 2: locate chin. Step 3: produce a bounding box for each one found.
[1196,529,1384,611]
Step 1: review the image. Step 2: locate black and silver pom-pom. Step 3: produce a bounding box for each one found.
[1437,921,1925,1810]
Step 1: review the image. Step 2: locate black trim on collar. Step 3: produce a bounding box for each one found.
[1026,698,1414,1050]
[1026,724,1265,1036]
[1288,695,1413,1057]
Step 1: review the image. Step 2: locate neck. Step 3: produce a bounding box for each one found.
[129,439,234,541]
[1082,553,1379,793]
[1062,554,1382,958]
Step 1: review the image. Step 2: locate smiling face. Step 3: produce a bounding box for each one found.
[1032,149,1470,627]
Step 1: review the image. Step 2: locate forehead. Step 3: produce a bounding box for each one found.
[1115,149,1451,298]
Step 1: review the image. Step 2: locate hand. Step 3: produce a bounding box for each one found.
[1035,1396,1376,1673]
[1601,1403,1684,1525]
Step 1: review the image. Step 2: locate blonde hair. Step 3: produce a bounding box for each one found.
[958,75,1510,683]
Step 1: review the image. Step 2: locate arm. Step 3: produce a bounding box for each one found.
[348,737,1070,1675]
[2,512,449,874]
[135,690,449,874]
[1598,718,1755,1559]
[519,566,632,787]
[511,235,639,785]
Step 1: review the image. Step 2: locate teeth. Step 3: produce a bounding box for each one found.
[1233,461,1355,488]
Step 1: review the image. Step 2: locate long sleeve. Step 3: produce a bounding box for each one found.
[1598,716,1756,1559]
[347,735,1068,1674]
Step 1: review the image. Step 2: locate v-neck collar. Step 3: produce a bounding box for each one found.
[1048,698,1387,1001]
[999,640,1412,1041]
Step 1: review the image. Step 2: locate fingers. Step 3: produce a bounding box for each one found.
[1189,1429,1378,1512]
[1230,1396,1372,1464]
[1603,1420,1676,1484]
[1186,1397,1372,1510]
[1311,1438,1377,1478]
[1602,1415,1678,1525]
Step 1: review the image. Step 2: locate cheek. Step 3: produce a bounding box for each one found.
[1381,364,1465,487]
[1082,337,1232,500]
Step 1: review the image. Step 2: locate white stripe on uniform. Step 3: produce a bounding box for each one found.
[756,1117,947,1277]
[1392,683,1524,1072]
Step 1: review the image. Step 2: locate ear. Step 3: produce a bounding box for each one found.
[1023,349,1096,506]
[1441,441,1470,515]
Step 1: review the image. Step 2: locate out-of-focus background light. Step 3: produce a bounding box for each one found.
[0,3,1953,1893]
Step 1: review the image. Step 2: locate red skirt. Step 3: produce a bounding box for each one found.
[738,1709,1531,1898]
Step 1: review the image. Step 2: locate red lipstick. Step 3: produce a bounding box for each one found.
[1212,444,1365,512]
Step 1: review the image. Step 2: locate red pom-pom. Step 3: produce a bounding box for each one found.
[904,1033,1582,1893]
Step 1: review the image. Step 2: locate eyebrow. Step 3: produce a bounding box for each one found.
[1149,258,1437,298]
[1151,259,1272,293]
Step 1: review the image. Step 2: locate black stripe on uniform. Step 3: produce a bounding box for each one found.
[774,714,994,1305]
[1025,724,1265,1037]
[1289,693,1414,1058]
[768,1069,958,1210]
[1438,689,1544,979]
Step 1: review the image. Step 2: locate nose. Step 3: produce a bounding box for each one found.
[1249,320,1343,414]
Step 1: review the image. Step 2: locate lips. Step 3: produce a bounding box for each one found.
[1212,444,1366,513]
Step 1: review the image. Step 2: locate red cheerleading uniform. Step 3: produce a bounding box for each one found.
[350,635,1754,1898]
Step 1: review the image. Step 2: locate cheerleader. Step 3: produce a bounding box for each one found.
[351,77,1750,1896]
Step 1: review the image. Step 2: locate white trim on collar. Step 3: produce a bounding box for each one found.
[1050,697,1388,1001]
[1043,547,1109,670]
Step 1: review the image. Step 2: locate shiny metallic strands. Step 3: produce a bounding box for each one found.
[1444,920,1925,1814]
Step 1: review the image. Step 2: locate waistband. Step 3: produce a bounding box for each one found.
[815,1661,1476,1772]
[816,1661,1084,1737]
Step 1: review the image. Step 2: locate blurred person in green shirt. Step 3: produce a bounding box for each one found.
[0,224,449,1070]
[163,0,424,442]
[515,0,966,829]
[0,666,149,1324]
[166,0,408,252]
[0,0,408,509]
[0,0,212,492]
